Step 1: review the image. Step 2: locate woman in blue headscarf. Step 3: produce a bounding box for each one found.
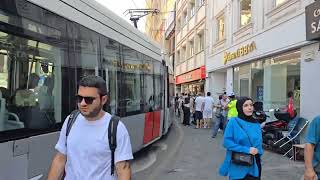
[219,97,263,180]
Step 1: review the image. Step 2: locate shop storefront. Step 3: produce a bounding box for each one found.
[176,66,206,95]
[302,1,320,120]
[233,50,301,113]
[206,1,320,120]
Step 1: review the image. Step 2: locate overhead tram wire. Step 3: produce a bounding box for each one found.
[130,0,166,35]
[130,0,150,31]
[128,1,207,35]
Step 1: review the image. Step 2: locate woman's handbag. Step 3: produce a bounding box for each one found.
[231,119,254,166]
[231,151,254,166]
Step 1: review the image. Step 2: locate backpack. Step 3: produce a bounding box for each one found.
[184,96,190,105]
[65,110,120,176]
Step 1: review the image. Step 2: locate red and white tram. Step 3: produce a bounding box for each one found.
[0,0,174,179]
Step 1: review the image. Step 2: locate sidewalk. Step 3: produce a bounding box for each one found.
[158,118,305,180]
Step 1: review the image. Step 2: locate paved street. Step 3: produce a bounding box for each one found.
[132,117,305,180]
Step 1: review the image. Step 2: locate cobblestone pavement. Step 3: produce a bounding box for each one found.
[132,118,305,180]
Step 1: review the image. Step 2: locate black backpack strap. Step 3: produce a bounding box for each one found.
[65,110,80,143]
[108,115,120,176]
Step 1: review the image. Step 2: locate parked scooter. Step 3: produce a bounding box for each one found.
[262,108,297,152]
[252,101,298,153]
[252,102,268,124]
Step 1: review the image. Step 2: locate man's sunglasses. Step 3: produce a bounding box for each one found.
[76,95,97,104]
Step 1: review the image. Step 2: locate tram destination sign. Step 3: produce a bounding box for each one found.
[306,0,320,41]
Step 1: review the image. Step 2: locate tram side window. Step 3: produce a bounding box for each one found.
[121,46,144,116]
[0,30,64,132]
[153,61,163,110]
[101,37,120,115]
[143,56,154,112]
[74,25,100,80]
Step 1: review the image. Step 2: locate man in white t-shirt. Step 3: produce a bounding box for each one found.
[194,92,205,128]
[48,75,133,180]
[202,92,215,128]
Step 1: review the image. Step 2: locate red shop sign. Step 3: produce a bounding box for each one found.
[176,66,206,84]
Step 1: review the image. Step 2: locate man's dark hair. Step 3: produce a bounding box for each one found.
[79,75,107,96]
[207,92,211,96]
[28,73,40,89]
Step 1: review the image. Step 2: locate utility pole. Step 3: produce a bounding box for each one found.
[124,9,160,28]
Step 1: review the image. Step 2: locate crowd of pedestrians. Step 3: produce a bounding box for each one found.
[174,91,236,134]
[174,90,320,180]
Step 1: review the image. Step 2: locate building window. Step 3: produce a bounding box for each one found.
[171,37,175,53]
[217,16,225,41]
[275,0,287,7]
[197,33,204,52]
[189,40,194,58]
[240,0,251,27]
[177,18,181,31]
[176,50,181,64]
[198,0,205,8]
[181,11,188,27]
[182,46,186,61]
[190,1,196,18]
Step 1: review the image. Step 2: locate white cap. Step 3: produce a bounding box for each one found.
[228,92,235,97]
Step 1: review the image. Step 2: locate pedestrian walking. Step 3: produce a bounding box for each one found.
[211,95,223,138]
[219,97,263,180]
[225,92,238,128]
[182,93,191,126]
[190,95,196,125]
[194,92,205,129]
[175,93,179,116]
[47,75,133,180]
[220,93,229,130]
[304,115,320,180]
[178,94,184,123]
[202,92,214,128]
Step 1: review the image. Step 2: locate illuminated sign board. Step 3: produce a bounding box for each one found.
[176,66,206,84]
[306,1,320,41]
[223,42,256,64]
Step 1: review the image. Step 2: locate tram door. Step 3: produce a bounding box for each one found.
[162,64,167,134]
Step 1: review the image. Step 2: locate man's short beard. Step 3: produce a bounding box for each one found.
[82,104,103,118]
